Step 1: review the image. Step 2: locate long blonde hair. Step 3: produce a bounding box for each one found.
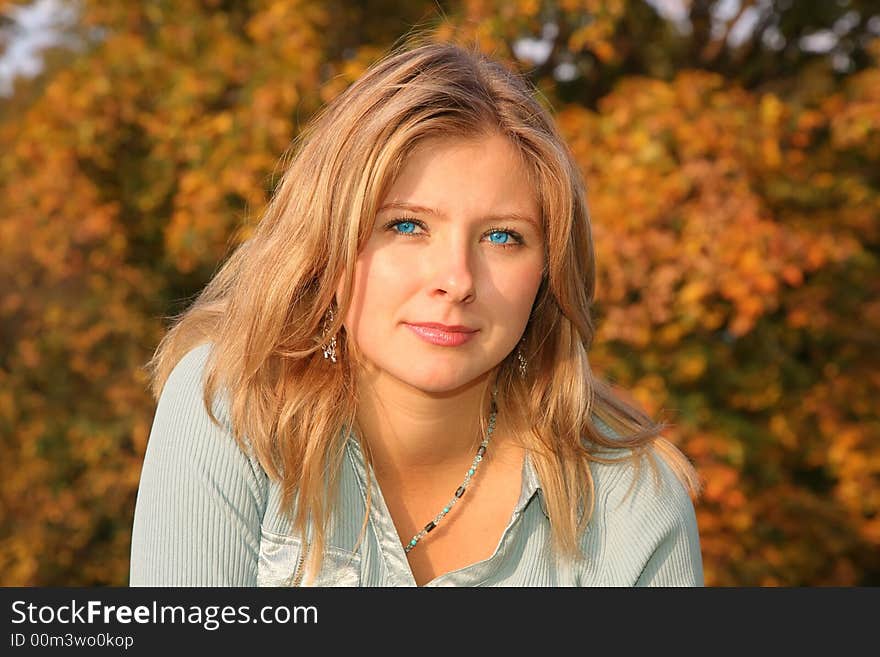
[146,37,700,581]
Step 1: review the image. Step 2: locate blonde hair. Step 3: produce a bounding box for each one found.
[146,36,700,582]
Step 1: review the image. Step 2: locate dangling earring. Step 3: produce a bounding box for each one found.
[516,336,527,379]
[321,304,338,363]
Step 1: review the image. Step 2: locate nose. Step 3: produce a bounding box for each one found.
[427,233,476,304]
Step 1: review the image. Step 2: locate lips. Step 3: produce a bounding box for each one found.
[406,322,477,333]
[404,322,478,347]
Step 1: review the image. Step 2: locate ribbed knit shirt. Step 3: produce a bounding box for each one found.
[129,343,704,587]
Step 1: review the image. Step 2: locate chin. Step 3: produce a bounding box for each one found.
[387,363,489,395]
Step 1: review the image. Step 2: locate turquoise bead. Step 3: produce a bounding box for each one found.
[469,468,475,475]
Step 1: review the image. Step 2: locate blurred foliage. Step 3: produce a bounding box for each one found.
[0,0,877,585]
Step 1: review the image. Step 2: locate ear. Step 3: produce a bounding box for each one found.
[334,272,346,307]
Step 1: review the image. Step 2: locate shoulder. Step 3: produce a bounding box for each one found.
[580,415,703,585]
[159,342,215,411]
[149,342,266,488]
[590,447,696,533]
[131,342,269,585]
[586,414,695,517]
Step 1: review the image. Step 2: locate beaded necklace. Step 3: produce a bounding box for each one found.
[403,390,498,554]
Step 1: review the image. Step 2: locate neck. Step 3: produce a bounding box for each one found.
[353,365,498,481]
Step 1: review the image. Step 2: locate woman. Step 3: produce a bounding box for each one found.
[129,39,703,586]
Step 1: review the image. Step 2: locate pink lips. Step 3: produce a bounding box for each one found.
[404,323,478,347]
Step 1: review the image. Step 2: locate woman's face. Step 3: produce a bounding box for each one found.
[339,132,546,394]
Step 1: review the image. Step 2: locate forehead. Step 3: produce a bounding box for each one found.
[381,133,541,224]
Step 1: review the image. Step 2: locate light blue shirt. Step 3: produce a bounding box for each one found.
[130,344,704,586]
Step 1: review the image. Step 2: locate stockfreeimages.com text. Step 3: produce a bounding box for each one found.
[11,600,317,631]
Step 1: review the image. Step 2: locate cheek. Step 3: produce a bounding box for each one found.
[495,261,545,316]
[344,250,412,329]
[363,247,422,293]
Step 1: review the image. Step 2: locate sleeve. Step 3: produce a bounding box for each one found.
[634,459,704,587]
[129,344,269,586]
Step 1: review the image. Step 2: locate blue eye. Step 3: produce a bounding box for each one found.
[384,218,425,236]
[484,228,524,248]
[488,231,511,244]
[394,221,417,234]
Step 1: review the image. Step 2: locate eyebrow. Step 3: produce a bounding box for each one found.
[378,202,541,230]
